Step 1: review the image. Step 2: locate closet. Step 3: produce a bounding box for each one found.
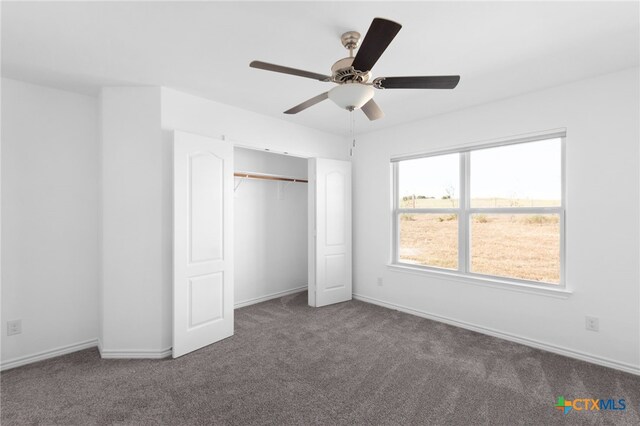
[233,147,309,307]
[172,131,351,358]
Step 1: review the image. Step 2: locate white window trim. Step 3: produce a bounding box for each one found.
[390,128,566,163]
[386,264,572,299]
[390,130,568,295]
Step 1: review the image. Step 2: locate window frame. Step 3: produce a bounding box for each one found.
[391,130,566,290]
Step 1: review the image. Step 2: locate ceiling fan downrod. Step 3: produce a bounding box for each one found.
[340,31,361,58]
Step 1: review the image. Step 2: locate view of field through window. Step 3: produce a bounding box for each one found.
[398,211,560,282]
[399,214,458,270]
[470,214,560,283]
[396,138,562,284]
[398,153,459,208]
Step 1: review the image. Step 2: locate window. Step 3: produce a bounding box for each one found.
[392,134,564,287]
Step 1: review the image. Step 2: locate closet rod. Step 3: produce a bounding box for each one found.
[233,172,308,183]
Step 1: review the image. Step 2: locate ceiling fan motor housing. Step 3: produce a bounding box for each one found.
[331,57,371,84]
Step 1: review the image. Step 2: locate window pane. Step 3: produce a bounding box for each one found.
[470,139,561,208]
[470,214,560,283]
[398,154,459,208]
[399,213,458,269]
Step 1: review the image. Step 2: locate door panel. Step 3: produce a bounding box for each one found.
[189,272,224,327]
[325,171,346,246]
[189,152,224,263]
[325,254,346,289]
[309,158,352,307]
[173,131,233,358]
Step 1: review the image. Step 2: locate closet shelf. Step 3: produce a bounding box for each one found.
[233,171,308,184]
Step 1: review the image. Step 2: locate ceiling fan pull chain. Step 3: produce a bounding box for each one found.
[349,109,357,157]
[352,112,357,148]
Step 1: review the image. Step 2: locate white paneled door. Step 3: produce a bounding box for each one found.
[173,131,234,358]
[308,158,352,307]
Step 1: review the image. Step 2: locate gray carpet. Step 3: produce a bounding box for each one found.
[2,291,639,425]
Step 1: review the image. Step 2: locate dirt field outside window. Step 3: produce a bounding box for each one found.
[398,199,560,284]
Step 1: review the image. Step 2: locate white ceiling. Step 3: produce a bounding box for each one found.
[3,1,639,136]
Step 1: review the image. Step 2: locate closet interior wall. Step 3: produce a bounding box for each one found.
[233,148,308,307]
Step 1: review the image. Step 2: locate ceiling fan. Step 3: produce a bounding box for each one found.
[250,17,460,121]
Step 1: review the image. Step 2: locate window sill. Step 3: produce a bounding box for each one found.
[386,263,572,299]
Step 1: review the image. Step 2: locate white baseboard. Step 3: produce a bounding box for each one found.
[353,293,640,376]
[1,288,307,369]
[95,286,309,360]
[1,338,98,372]
[95,285,308,360]
[235,286,307,309]
[99,347,172,359]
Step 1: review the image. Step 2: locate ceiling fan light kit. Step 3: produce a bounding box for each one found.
[328,83,374,111]
[250,17,460,121]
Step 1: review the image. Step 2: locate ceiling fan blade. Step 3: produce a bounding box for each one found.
[250,61,331,82]
[284,92,329,114]
[375,76,460,89]
[361,99,384,121]
[351,18,402,72]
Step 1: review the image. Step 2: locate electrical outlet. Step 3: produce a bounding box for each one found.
[585,316,599,332]
[7,319,22,336]
[377,277,383,287]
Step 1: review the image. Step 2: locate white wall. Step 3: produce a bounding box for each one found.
[234,147,308,177]
[96,87,347,356]
[234,148,307,306]
[352,67,640,373]
[161,88,348,160]
[1,79,99,368]
[100,87,170,356]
